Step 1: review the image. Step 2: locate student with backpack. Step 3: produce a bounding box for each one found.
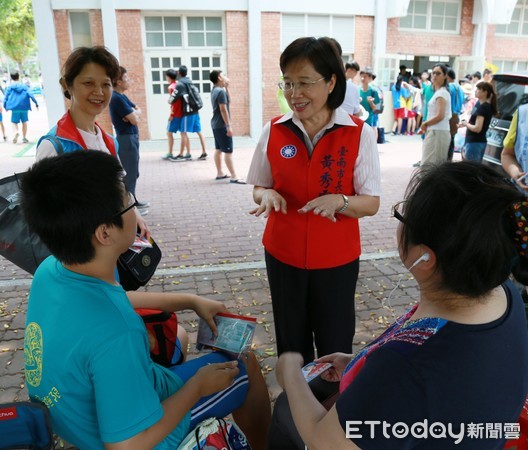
[169,65,207,161]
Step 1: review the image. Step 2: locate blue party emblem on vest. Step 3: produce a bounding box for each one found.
[280,145,297,159]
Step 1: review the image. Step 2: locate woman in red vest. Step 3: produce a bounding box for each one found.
[247,37,381,365]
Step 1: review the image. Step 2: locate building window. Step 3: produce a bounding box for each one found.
[145,16,223,48]
[187,17,223,47]
[281,14,355,54]
[69,12,92,48]
[150,56,182,95]
[493,60,528,73]
[399,0,460,33]
[145,16,182,47]
[496,0,528,36]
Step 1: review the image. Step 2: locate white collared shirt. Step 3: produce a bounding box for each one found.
[246,107,381,196]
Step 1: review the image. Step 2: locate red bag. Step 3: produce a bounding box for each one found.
[135,308,179,367]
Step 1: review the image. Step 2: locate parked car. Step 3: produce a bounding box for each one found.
[481,73,528,174]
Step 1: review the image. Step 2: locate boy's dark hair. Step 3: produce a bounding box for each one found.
[472,71,482,80]
[21,151,126,265]
[10,72,20,81]
[280,36,346,110]
[446,68,456,81]
[61,46,120,100]
[209,70,222,84]
[178,65,188,77]
[483,68,493,76]
[345,61,360,72]
[400,161,524,297]
[165,69,178,81]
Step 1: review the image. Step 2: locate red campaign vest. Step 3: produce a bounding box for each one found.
[56,111,117,157]
[263,116,363,269]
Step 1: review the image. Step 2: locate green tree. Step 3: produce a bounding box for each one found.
[0,0,36,71]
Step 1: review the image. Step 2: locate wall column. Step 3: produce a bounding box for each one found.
[101,0,120,58]
[31,0,65,126]
[247,0,263,139]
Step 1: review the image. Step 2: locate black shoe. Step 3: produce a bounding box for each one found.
[198,153,208,160]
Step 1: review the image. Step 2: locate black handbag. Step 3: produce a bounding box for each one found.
[117,236,162,291]
[0,172,51,274]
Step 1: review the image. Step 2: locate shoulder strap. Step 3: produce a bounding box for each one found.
[42,135,64,155]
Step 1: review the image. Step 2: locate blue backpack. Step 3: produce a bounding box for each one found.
[0,401,54,450]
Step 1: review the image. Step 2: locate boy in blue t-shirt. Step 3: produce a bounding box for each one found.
[21,151,270,450]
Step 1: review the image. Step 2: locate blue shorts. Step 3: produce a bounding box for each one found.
[171,352,248,429]
[180,114,202,133]
[11,110,28,124]
[0,112,2,122]
[167,117,183,133]
[371,114,379,127]
[213,127,233,153]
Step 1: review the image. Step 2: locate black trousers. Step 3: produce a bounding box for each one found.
[265,251,359,365]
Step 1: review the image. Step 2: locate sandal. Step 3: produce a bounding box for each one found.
[215,175,229,180]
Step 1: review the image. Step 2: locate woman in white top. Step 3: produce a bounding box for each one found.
[418,64,452,166]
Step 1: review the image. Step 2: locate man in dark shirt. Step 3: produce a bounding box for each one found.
[109,66,149,214]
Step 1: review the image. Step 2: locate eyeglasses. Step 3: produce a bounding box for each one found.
[278,77,326,93]
[114,191,138,218]
[431,71,444,76]
[391,201,406,224]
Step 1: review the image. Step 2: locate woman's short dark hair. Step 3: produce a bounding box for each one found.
[21,151,126,265]
[279,37,346,110]
[400,161,524,297]
[60,46,120,99]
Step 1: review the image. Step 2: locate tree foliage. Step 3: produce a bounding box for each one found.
[0,0,36,69]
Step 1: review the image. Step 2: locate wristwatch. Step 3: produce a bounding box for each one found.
[337,194,349,213]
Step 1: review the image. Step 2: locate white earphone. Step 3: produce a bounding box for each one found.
[409,252,430,270]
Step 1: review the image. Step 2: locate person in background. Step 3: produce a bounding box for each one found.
[471,70,482,85]
[399,64,410,82]
[22,150,271,450]
[483,68,493,82]
[341,61,362,117]
[408,76,423,132]
[270,161,528,450]
[0,88,6,141]
[390,75,410,136]
[163,69,183,161]
[109,66,149,215]
[359,67,380,140]
[447,68,464,161]
[459,81,497,163]
[170,65,208,161]
[209,70,245,184]
[3,71,39,144]
[418,63,452,166]
[35,46,149,237]
[247,36,380,366]
[501,102,528,191]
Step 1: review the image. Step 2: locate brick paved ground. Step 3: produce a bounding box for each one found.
[0,99,453,445]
